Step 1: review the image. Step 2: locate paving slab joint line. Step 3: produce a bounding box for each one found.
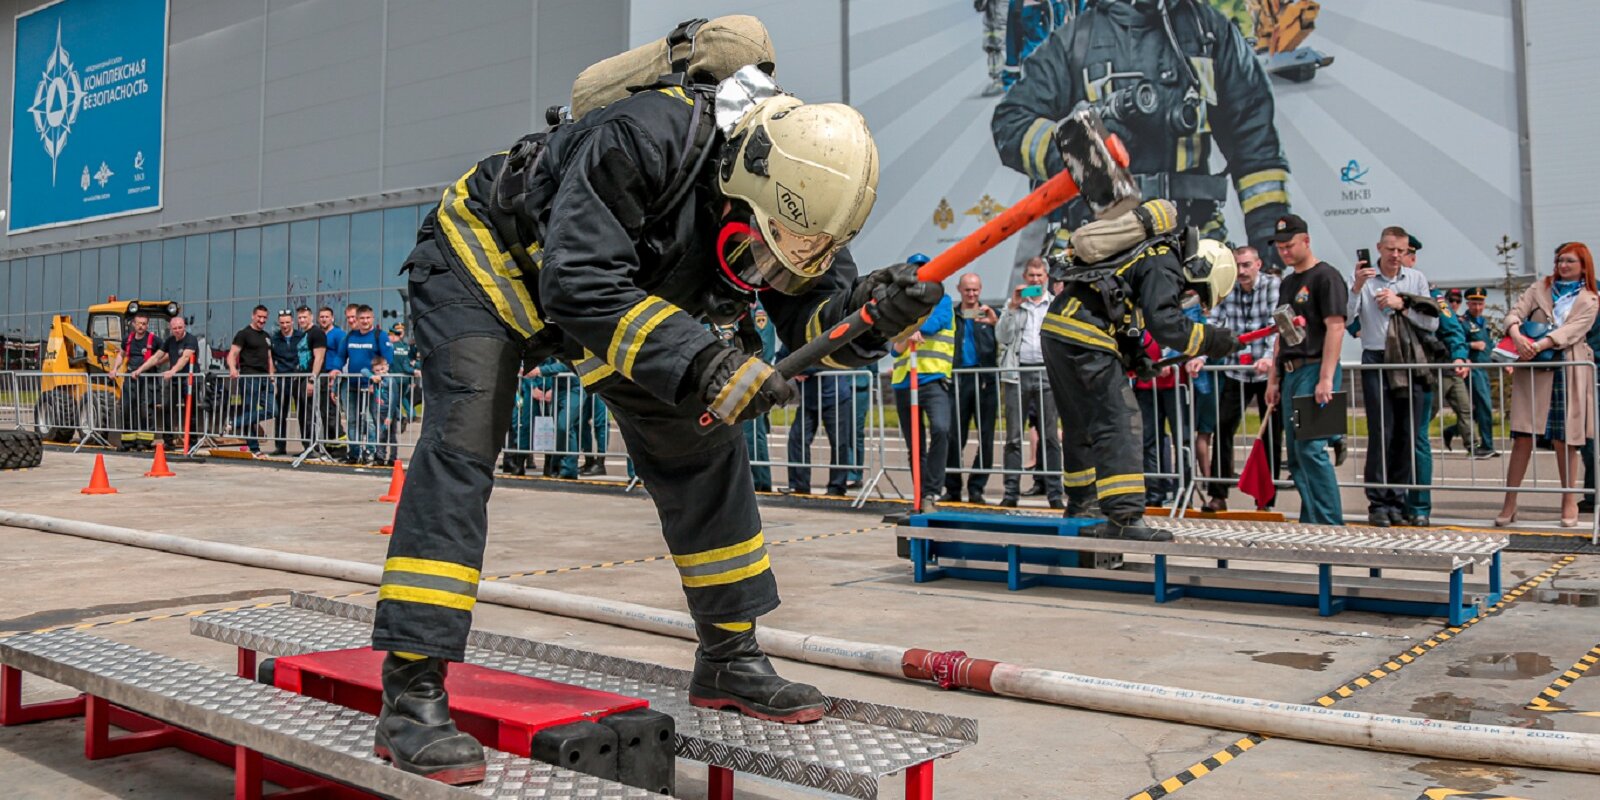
[1122,556,1576,800]
[1525,642,1600,715]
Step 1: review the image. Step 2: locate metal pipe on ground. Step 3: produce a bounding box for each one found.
[2,509,1595,774]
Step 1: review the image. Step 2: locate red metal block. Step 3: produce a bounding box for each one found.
[273,648,648,757]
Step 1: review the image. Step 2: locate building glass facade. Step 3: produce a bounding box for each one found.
[0,202,432,369]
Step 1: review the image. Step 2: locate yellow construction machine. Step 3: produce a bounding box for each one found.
[35,297,180,442]
[1248,0,1334,83]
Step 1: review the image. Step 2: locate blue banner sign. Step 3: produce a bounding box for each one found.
[9,0,167,233]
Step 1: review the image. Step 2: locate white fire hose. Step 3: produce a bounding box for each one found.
[2,509,1595,774]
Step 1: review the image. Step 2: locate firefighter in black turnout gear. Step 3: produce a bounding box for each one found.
[367,65,942,782]
[993,0,1290,263]
[1043,199,1239,541]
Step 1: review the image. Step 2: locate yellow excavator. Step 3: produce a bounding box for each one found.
[35,297,181,443]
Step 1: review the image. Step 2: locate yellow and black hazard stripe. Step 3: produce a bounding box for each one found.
[607,295,686,381]
[1128,735,1263,800]
[672,532,771,589]
[1526,642,1600,715]
[1310,556,1574,707]
[378,557,482,612]
[1129,556,1576,800]
[1417,789,1532,800]
[437,165,544,340]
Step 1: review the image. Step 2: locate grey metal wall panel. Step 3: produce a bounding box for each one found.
[1524,0,1600,266]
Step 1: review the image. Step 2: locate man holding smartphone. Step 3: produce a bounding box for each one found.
[998,258,1063,508]
[946,273,1000,504]
[1346,226,1440,527]
[1266,215,1348,525]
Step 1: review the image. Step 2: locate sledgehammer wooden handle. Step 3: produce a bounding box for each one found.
[775,166,1094,379]
[698,143,1125,429]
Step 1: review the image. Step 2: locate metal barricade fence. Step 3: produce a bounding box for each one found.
[931,365,1189,509]
[1188,359,1598,540]
[0,370,18,430]
[310,371,421,465]
[758,368,884,506]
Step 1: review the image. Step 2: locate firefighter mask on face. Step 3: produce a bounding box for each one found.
[718,95,879,295]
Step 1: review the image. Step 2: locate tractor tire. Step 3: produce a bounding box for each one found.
[0,429,43,470]
[34,388,78,443]
[83,389,122,447]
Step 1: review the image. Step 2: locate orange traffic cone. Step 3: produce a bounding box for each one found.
[380,504,397,536]
[144,442,176,478]
[379,459,406,502]
[81,454,118,495]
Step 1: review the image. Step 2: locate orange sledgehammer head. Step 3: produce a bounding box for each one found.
[81,454,117,494]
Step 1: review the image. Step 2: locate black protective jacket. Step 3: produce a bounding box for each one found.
[1042,237,1234,369]
[992,0,1288,253]
[410,84,884,405]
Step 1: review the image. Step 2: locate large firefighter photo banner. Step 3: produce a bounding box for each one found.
[841,0,1521,290]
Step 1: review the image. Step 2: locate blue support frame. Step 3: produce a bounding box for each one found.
[905,512,1497,623]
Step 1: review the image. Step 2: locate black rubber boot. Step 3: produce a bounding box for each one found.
[373,653,486,784]
[1078,516,1173,542]
[688,623,827,724]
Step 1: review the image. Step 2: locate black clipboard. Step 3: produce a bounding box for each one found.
[1291,391,1348,439]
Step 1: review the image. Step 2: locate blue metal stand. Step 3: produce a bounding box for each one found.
[1317,564,1346,617]
[1447,568,1465,626]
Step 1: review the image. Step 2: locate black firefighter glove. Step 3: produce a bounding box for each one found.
[697,346,795,426]
[1199,324,1241,361]
[851,263,946,342]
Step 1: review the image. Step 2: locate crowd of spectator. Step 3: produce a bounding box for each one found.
[88,223,1600,525]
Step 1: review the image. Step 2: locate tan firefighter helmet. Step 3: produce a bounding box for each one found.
[717,95,879,294]
[1188,238,1238,308]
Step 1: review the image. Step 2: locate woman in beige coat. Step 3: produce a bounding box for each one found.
[1496,242,1598,527]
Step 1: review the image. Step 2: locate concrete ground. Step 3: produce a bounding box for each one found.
[1,448,1598,799]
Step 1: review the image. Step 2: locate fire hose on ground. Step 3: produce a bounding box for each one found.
[2,509,1596,774]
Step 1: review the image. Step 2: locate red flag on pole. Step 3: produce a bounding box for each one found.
[1237,408,1276,509]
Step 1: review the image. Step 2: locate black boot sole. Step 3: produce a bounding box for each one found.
[688,690,826,724]
[373,739,486,785]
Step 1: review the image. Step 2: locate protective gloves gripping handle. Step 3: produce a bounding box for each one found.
[699,347,795,426]
[1200,326,1241,361]
[852,263,946,341]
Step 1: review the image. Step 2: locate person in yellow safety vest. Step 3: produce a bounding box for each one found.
[891,254,958,511]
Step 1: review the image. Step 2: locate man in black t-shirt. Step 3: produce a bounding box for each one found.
[1265,215,1348,525]
[111,313,161,451]
[152,315,201,446]
[297,306,329,450]
[228,305,277,454]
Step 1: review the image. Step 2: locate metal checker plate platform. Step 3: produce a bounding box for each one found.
[190,593,976,800]
[1150,518,1505,567]
[0,630,663,799]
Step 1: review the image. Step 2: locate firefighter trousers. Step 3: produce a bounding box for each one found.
[371,260,776,662]
[1042,338,1147,521]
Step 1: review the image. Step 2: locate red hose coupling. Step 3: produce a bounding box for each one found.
[901,649,997,693]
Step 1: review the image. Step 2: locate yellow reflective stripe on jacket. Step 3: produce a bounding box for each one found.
[438,167,543,339]
[1062,468,1096,488]
[673,532,771,589]
[1041,312,1118,353]
[1237,168,1290,214]
[378,557,482,612]
[606,296,684,380]
[1183,323,1205,356]
[1020,117,1055,181]
[574,348,616,388]
[1095,473,1146,499]
[655,85,692,105]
